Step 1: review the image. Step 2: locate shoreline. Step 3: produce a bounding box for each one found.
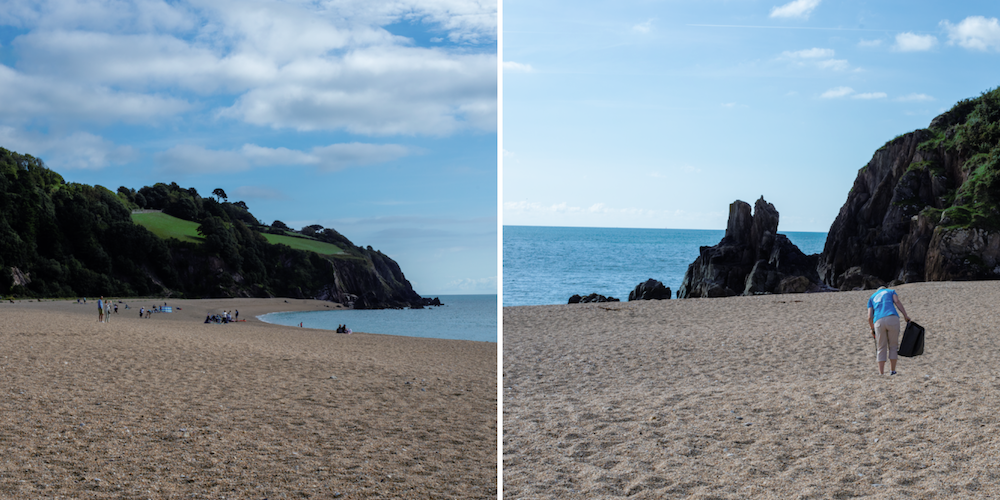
[2,297,497,498]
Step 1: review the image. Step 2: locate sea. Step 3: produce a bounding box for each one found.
[503,226,828,307]
[258,294,497,343]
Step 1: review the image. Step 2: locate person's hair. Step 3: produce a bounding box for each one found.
[877,286,887,290]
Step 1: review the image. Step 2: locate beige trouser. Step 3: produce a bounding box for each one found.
[874,315,900,362]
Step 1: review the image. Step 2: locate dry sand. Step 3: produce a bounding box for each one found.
[1,297,496,499]
[503,281,1000,499]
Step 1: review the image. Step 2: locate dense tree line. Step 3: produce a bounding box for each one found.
[0,147,420,306]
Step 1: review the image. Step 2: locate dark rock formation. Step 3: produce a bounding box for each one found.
[818,88,1000,288]
[677,197,825,298]
[628,279,671,301]
[568,293,620,304]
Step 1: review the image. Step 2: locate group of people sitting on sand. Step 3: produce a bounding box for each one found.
[336,324,352,334]
[205,310,239,324]
[139,304,165,319]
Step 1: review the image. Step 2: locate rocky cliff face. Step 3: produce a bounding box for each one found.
[677,197,824,298]
[818,88,1000,289]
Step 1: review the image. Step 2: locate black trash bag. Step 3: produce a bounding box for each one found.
[898,321,925,357]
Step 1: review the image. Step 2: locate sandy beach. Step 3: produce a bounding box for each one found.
[503,281,1000,498]
[0,297,497,499]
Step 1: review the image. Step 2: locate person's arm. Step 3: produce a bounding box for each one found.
[893,293,911,323]
[868,307,875,336]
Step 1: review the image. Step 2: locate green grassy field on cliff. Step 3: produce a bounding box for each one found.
[131,212,344,255]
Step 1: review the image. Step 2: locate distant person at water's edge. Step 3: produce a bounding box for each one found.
[868,286,911,376]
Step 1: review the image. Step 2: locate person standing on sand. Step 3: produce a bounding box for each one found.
[868,286,911,375]
[97,296,104,323]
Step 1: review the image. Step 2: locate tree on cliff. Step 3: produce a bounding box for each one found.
[212,188,228,202]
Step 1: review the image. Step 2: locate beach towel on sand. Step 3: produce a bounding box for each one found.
[898,321,925,357]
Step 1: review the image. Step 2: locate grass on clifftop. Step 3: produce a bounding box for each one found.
[132,212,345,255]
[131,211,203,244]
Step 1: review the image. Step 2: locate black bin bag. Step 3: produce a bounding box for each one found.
[898,321,925,357]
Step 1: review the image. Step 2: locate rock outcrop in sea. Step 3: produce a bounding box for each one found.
[677,197,825,298]
[628,279,671,301]
[568,293,620,304]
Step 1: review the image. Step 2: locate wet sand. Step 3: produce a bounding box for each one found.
[503,281,1000,498]
[1,297,497,499]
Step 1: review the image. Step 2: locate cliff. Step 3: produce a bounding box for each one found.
[0,148,432,308]
[818,86,1000,289]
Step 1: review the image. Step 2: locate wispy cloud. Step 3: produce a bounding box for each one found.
[894,32,937,52]
[503,61,534,72]
[155,142,412,173]
[816,59,849,70]
[769,0,821,20]
[0,126,136,170]
[781,48,834,58]
[780,47,850,71]
[852,92,887,100]
[820,87,887,100]
[896,93,935,102]
[632,19,654,34]
[858,38,883,48]
[444,276,497,294]
[942,16,1000,51]
[821,86,854,98]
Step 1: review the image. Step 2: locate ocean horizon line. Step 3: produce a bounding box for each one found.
[503,224,828,234]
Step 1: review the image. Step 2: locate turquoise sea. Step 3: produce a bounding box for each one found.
[503,226,828,307]
[258,294,497,342]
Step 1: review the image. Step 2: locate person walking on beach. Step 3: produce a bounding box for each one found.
[868,286,911,375]
[97,296,104,322]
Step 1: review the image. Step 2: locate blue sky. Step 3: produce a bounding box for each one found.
[503,0,1000,233]
[0,0,497,296]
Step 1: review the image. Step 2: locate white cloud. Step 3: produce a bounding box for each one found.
[942,16,1000,51]
[852,92,887,100]
[632,19,653,34]
[781,48,834,59]
[310,143,412,171]
[0,127,137,170]
[219,47,497,135]
[503,61,534,72]
[780,48,850,71]
[896,93,935,102]
[2,0,498,136]
[816,59,849,71]
[769,0,821,19]
[154,142,413,173]
[857,39,882,48]
[820,86,854,98]
[155,145,250,173]
[894,32,938,52]
[0,64,190,124]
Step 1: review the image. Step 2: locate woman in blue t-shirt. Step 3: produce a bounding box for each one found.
[867,286,911,375]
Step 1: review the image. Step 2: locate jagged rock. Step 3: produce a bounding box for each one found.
[678,197,824,298]
[628,279,671,301]
[568,293,620,304]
